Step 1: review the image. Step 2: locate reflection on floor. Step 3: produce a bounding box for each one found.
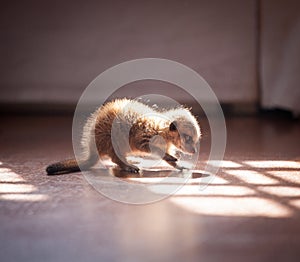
[0,115,300,262]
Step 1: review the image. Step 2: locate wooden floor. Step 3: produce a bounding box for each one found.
[0,115,300,262]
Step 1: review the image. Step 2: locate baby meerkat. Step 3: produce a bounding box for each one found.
[46,98,201,174]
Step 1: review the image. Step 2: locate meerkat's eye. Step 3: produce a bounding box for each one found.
[169,121,177,131]
[183,134,192,143]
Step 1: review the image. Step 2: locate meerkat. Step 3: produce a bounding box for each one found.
[46,98,201,175]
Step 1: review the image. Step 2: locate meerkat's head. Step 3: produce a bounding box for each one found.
[166,108,201,154]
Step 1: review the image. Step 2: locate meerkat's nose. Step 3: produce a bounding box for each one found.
[189,147,196,154]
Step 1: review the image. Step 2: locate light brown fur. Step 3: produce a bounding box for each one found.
[46,98,201,174]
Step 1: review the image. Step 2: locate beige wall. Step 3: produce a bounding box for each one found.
[0,0,257,107]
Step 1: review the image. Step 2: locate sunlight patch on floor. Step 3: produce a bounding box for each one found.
[0,168,25,182]
[289,199,300,209]
[266,170,300,184]
[171,197,292,218]
[207,160,242,168]
[207,176,229,184]
[244,160,300,169]
[224,169,279,184]
[258,186,300,197]
[0,164,49,202]
[127,174,229,186]
[0,183,37,193]
[174,185,255,196]
[1,194,49,201]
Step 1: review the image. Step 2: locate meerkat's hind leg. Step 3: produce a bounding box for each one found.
[111,154,140,173]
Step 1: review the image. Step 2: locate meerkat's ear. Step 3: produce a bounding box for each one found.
[169,121,177,131]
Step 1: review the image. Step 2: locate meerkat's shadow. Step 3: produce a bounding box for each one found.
[46,165,209,180]
[110,168,209,179]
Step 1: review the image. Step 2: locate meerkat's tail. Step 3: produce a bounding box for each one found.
[47,108,101,175]
[46,159,81,175]
[46,154,99,175]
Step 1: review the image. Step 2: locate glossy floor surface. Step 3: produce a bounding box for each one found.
[0,115,300,262]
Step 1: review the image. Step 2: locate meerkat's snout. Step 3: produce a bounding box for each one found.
[183,144,197,154]
[180,135,198,154]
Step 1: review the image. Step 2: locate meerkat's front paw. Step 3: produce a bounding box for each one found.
[121,165,140,173]
[163,153,178,162]
[163,153,178,168]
